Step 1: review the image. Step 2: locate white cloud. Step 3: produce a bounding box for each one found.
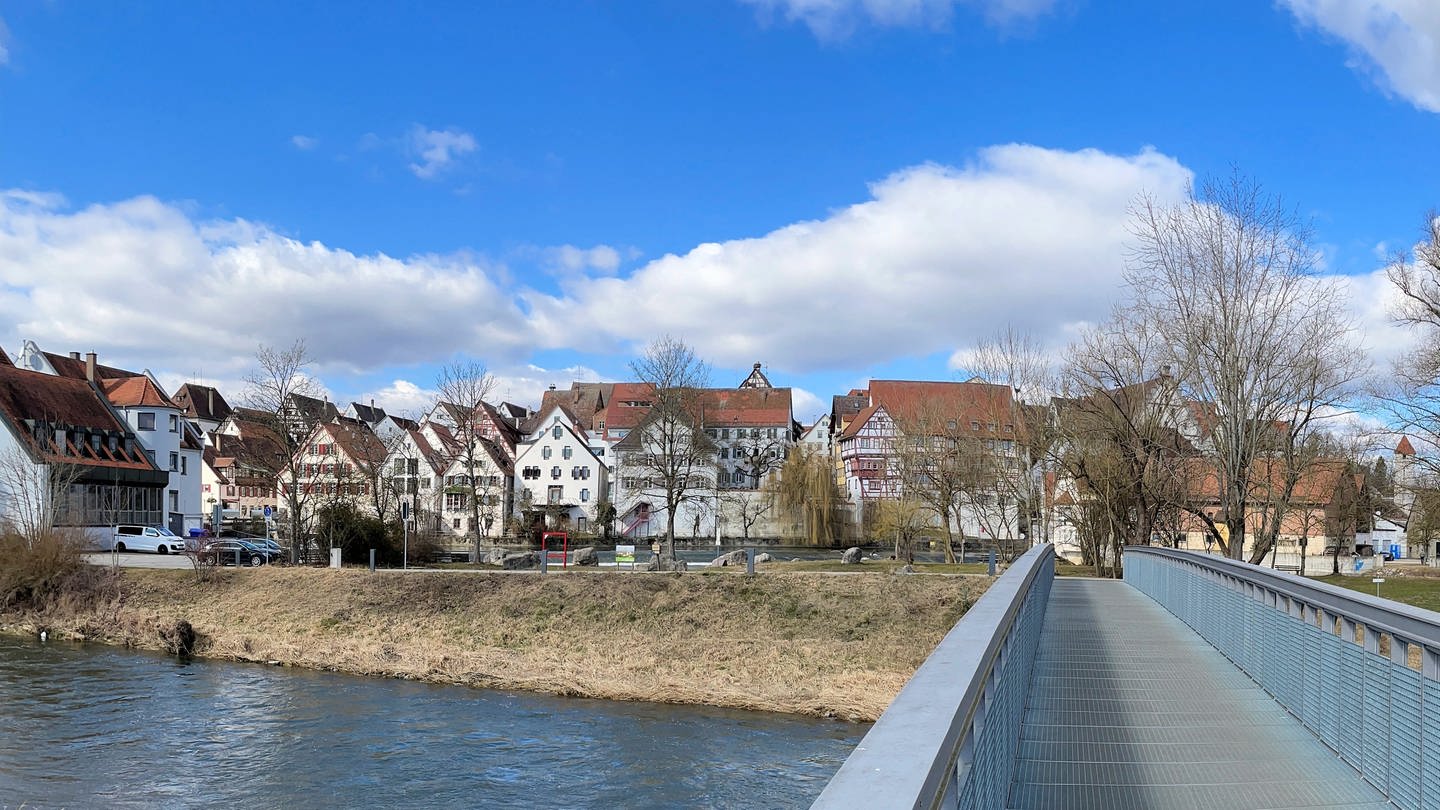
[791,387,826,423]
[290,134,319,150]
[355,380,436,419]
[543,244,623,276]
[741,0,1057,38]
[0,190,533,380]
[407,125,478,180]
[1281,0,1440,112]
[526,144,1194,373]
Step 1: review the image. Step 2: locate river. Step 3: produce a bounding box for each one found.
[0,636,862,808]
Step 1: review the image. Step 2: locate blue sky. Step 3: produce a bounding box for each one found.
[1,1,1437,422]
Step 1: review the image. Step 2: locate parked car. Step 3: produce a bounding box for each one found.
[236,537,284,557]
[112,525,186,554]
[199,540,276,567]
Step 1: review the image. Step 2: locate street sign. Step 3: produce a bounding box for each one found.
[263,505,272,518]
[400,501,410,521]
[1373,577,1386,584]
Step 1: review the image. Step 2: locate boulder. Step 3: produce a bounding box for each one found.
[841,547,863,564]
[484,548,509,566]
[712,549,748,567]
[570,546,599,566]
[645,554,688,572]
[501,552,540,570]
[753,552,774,564]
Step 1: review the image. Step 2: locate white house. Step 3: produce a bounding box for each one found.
[15,343,203,534]
[513,403,609,533]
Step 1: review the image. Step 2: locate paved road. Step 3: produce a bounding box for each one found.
[82,551,196,569]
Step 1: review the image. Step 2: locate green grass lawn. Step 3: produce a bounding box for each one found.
[1315,574,1440,613]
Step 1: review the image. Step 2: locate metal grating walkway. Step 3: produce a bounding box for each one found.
[1008,578,1392,810]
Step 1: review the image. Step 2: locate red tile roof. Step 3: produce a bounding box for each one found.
[1397,436,1416,457]
[101,375,176,408]
[42,351,137,382]
[0,364,160,472]
[695,387,793,427]
[838,379,1017,440]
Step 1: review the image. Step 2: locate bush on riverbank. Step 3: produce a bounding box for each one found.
[0,529,115,613]
[4,567,987,721]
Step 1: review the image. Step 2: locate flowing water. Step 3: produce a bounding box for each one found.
[0,637,863,809]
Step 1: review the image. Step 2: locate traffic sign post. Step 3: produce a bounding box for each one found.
[400,500,411,570]
[1373,576,1385,598]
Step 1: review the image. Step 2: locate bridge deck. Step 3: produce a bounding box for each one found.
[1008,578,1390,810]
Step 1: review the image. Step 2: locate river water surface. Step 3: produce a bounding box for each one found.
[0,637,863,808]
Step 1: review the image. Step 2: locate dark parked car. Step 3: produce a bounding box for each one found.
[199,540,277,567]
[236,537,285,558]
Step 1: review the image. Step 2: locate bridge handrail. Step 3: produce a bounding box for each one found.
[812,544,1054,810]
[1126,546,1440,810]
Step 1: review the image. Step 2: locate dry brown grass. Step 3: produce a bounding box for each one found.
[0,568,986,721]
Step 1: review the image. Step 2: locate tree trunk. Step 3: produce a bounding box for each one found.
[941,509,958,564]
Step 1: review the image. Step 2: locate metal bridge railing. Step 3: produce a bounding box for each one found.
[812,544,1054,810]
[1126,546,1440,810]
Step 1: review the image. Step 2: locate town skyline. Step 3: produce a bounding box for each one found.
[1,2,1437,423]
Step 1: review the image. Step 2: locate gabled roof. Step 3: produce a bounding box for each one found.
[0,364,160,473]
[101,375,177,409]
[837,379,1017,441]
[320,418,387,466]
[43,351,137,382]
[738,362,773,389]
[288,393,341,423]
[172,384,233,423]
[696,386,793,427]
[1397,436,1416,457]
[0,346,11,368]
[350,401,387,424]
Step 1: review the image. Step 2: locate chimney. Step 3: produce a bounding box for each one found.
[548,384,557,391]
[69,351,80,360]
[207,387,214,415]
[84,352,97,382]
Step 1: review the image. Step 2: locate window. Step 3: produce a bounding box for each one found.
[445,493,468,511]
[580,488,590,503]
[593,447,605,457]
[947,419,958,431]
[523,466,540,480]
[721,428,730,439]
[552,425,563,439]
[226,485,236,496]
[551,466,561,479]
[720,448,729,459]
[169,414,179,432]
[138,412,155,431]
[548,485,564,504]
[169,452,179,471]
[453,518,461,529]
[1004,424,1015,433]
[180,456,188,475]
[970,421,980,431]
[168,490,178,512]
[577,516,588,530]
[542,446,552,460]
[767,428,776,439]
[562,446,573,459]
[718,469,730,486]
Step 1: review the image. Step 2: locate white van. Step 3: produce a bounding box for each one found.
[112,525,186,554]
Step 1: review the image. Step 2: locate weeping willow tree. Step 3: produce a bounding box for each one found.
[771,448,849,547]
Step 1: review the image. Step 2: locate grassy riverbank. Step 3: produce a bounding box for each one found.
[1,567,987,721]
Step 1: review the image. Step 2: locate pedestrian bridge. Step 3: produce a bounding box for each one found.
[814,545,1439,810]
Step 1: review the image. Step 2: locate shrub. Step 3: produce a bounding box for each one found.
[0,529,91,611]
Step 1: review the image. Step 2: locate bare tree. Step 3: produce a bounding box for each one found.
[0,446,85,547]
[1126,174,1363,560]
[893,409,985,564]
[243,340,325,562]
[722,488,773,543]
[1381,216,1440,482]
[621,336,713,561]
[434,360,495,563]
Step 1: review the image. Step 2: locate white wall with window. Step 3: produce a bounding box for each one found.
[512,406,610,532]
